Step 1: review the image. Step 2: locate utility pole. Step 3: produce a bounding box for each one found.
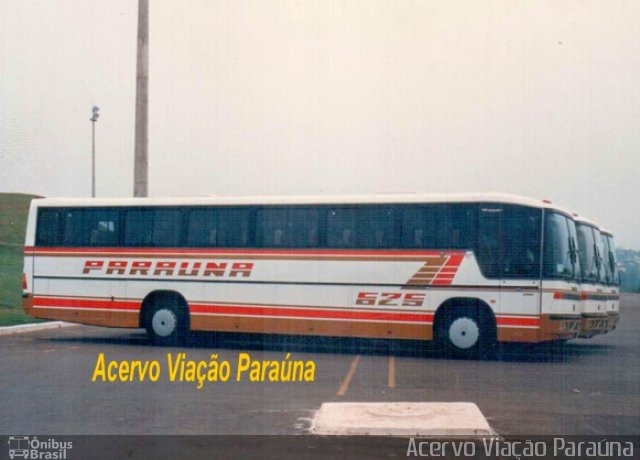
[90,106,100,197]
[134,0,149,197]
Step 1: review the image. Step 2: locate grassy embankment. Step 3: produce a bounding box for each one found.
[0,193,43,325]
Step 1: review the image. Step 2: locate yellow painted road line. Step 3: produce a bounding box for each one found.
[388,356,396,389]
[42,349,55,353]
[337,355,361,396]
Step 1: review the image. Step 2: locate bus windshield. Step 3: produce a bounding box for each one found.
[605,235,620,286]
[595,231,610,284]
[567,218,581,282]
[543,212,577,280]
[576,223,598,282]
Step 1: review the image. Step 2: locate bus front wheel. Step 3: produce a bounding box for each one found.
[436,307,495,359]
[145,301,188,346]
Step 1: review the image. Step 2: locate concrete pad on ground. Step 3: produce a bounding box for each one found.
[311,402,493,436]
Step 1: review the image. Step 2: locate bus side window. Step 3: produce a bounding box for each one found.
[288,208,320,248]
[501,207,541,278]
[187,208,218,247]
[256,208,287,247]
[327,208,357,248]
[217,208,250,247]
[151,209,183,247]
[341,229,352,246]
[255,207,320,249]
[36,209,61,246]
[477,206,502,279]
[401,207,422,248]
[356,206,394,249]
[446,204,477,250]
[125,210,153,247]
[60,209,119,247]
[401,205,449,250]
[89,215,119,247]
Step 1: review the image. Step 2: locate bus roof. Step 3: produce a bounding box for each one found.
[574,214,602,229]
[600,227,614,237]
[31,192,575,212]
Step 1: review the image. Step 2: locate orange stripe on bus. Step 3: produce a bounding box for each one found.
[191,304,433,322]
[32,296,434,323]
[496,316,540,327]
[33,297,140,311]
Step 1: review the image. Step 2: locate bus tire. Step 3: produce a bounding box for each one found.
[435,306,496,359]
[144,297,188,346]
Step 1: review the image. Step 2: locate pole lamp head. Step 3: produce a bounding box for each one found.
[91,106,100,122]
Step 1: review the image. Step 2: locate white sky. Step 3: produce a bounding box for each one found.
[1,1,639,247]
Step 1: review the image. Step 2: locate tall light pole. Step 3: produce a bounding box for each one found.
[134,0,149,197]
[90,106,100,198]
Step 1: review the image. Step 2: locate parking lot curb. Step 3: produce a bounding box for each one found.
[0,321,76,336]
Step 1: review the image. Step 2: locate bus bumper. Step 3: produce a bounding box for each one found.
[21,293,34,314]
[604,312,620,333]
[578,313,609,338]
[539,315,581,341]
[498,314,581,342]
[21,293,45,320]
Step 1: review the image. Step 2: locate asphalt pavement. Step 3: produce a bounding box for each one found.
[1,296,638,437]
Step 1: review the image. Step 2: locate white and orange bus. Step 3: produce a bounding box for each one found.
[599,227,621,333]
[574,216,609,337]
[22,193,609,356]
[573,216,621,338]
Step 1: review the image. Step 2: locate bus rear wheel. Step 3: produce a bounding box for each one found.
[145,301,188,346]
[436,307,495,359]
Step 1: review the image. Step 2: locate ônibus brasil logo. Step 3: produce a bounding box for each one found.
[7,436,72,459]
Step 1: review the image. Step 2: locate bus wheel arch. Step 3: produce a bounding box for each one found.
[140,290,190,345]
[433,297,497,358]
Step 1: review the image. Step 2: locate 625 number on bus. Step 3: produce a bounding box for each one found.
[355,292,425,307]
